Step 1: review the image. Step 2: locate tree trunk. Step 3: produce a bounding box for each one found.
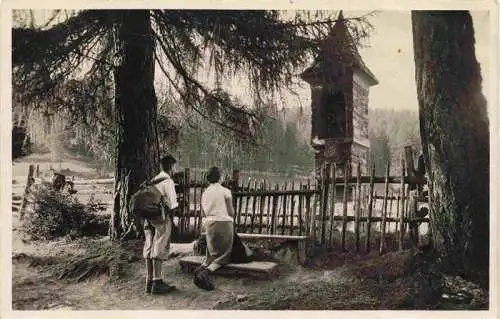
[109,10,159,240]
[412,11,489,280]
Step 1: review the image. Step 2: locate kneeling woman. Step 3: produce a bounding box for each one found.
[194,167,247,290]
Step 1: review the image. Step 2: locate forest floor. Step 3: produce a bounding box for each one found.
[9,151,490,311]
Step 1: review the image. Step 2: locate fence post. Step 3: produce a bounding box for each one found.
[19,164,36,220]
[328,163,337,249]
[265,181,273,234]
[320,163,330,247]
[355,162,362,252]
[398,158,406,250]
[365,165,375,253]
[270,184,279,235]
[310,181,319,246]
[250,180,258,234]
[298,183,305,236]
[304,180,312,238]
[290,181,296,235]
[379,161,390,255]
[258,181,266,234]
[242,179,252,233]
[281,181,288,235]
[341,162,349,252]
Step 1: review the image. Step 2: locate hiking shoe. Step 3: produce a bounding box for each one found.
[194,268,215,291]
[151,279,176,294]
[193,265,206,276]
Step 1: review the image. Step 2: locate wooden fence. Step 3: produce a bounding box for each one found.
[174,172,318,240]
[15,147,429,255]
[172,154,429,254]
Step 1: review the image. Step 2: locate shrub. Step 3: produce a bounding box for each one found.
[23,188,108,240]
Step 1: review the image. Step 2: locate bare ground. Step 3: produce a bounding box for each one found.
[12,228,489,310]
[12,228,326,310]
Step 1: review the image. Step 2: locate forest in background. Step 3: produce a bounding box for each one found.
[13,93,420,178]
[10,9,419,179]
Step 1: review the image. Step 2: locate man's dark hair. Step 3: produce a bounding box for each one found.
[206,167,221,184]
[161,155,177,172]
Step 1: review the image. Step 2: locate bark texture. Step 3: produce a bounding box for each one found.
[412,11,489,279]
[109,10,160,239]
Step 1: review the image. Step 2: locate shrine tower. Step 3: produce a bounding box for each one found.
[300,11,378,178]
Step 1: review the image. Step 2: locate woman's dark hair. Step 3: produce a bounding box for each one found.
[206,167,221,183]
[161,155,177,171]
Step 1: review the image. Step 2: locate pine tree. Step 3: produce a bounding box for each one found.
[412,11,489,283]
[13,9,373,239]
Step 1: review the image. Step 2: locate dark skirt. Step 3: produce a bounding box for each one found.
[204,220,234,266]
[231,232,253,263]
[198,225,253,265]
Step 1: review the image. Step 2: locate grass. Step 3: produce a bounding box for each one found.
[13,236,142,285]
[213,249,414,310]
[215,247,489,310]
[215,279,381,310]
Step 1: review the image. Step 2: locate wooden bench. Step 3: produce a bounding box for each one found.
[179,255,278,279]
[199,233,309,266]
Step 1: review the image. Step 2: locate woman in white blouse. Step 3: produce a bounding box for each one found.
[194,166,236,290]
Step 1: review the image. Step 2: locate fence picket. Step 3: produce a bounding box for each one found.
[399,158,406,250]
[365,165,375,253]
[289,181,296,235]
[258,181,266,234]
[320,164,330,246]
[280,181,289,235]
[270,184,279,234]
[242,179,252,232]
[341,163,349,252]
[379,161,391,255]
[305,180,312,238]
[250,180,258,234]
[355,162,362,252]
[266,180,273,234]
[328,164,337,248]
[298,182,304,236]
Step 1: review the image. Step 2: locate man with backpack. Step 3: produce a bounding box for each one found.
[131,155,179,295]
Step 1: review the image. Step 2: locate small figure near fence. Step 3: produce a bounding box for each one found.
[193,167,253,291]
[51,172,78,195]
[131,155,179,295]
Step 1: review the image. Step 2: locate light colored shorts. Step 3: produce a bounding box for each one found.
[143,217,172,260]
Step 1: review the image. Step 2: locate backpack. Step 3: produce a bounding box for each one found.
[130,176,169,220]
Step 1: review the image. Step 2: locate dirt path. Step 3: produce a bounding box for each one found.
[11,209,489,311]
[12,228,334,310]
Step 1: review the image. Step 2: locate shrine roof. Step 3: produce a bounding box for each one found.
[300,11,378,86]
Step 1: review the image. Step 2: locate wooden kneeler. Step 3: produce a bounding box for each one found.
[179,255,278,280]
